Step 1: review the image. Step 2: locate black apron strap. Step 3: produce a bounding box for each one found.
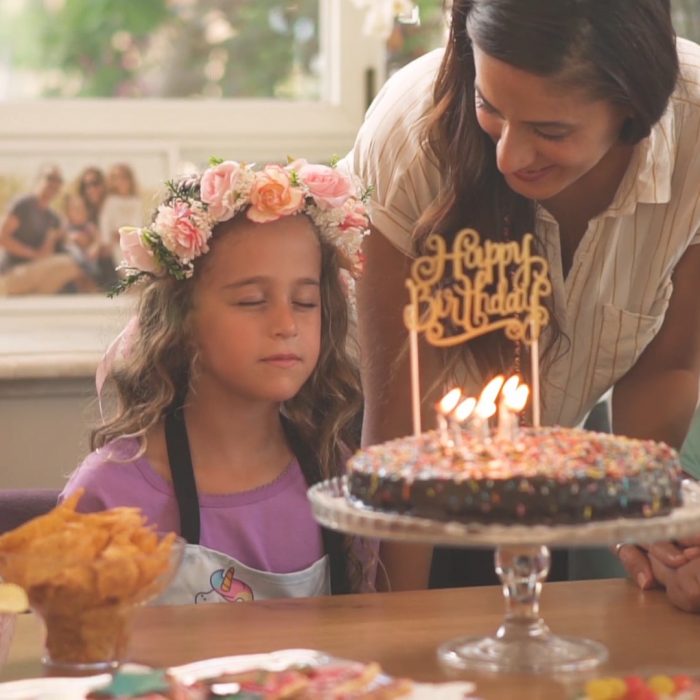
[280,416,350,595]
[164,403,201,545]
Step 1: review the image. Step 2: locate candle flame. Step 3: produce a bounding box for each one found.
[505,384,529,412]
[475,374,504,419]
[501,374,520,397]
[500,374,529,413]
[437,387,461,415]
[454,397,476,423]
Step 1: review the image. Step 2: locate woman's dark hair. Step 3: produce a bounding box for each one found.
[416,0,678,383]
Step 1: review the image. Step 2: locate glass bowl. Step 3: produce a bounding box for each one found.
[0,534,185,674]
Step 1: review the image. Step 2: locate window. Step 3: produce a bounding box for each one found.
[0,0,384,165]
[673,1,700,43]
[385,0,448,77]
[1,0,323,101]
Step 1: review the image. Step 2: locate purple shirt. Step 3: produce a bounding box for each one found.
[60,438,325,575]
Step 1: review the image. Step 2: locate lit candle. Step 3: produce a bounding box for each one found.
[452,396,477,448]
[530,315,541,428]
[498,375,529,440]
[473,375,505,439]
[436,388,462,450]
[409,305,422,437]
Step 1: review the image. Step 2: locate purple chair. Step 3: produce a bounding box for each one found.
[0,489,60,534]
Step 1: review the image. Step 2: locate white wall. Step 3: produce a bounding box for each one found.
[0,296,132,488]
[0,378,97,489]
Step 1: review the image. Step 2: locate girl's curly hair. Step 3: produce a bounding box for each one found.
[93,214,365,593]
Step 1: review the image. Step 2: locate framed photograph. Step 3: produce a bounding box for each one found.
[0,140,178,367]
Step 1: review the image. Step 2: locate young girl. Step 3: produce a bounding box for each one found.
[61,158,371,604]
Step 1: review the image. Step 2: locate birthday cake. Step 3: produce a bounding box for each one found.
[346,427,683,525]
[347,229,684,526]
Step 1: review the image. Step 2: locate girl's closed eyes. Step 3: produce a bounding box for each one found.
[228,284,320,309]
[233,298,319,309]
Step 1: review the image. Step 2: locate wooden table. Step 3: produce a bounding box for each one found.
[2,579,698,699]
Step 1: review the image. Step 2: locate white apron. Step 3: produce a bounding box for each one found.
[159,404,332,605]
[154,543,330,605]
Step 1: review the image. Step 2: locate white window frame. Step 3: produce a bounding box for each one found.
[0,0,385,162]
[0,0,385,373]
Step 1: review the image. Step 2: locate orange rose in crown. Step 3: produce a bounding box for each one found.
[248,165,305,223]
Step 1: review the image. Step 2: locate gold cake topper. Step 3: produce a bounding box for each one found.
[403,229,552,347]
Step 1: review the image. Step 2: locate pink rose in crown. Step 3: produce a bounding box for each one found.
[119,226,162,274]
[340,198,369,231]
[200,160,244,220]
[297,163,354,209]
[248,166,304,223]
[155,202,210,262]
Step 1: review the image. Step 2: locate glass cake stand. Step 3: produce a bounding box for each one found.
[308,478,700,675]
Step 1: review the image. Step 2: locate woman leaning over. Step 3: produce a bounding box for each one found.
[345,0,700,610]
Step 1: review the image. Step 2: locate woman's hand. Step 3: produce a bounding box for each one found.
[649,553,700,613]
[616,537,700,590]
[650,537,700,563]
[676,536,700,559]
[615,544,657,590]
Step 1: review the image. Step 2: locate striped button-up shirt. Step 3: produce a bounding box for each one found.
[347,39,700,428]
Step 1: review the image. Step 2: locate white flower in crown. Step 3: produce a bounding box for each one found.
[111,157,372,296]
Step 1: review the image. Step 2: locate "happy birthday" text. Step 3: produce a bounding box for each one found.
[404,229,552,347]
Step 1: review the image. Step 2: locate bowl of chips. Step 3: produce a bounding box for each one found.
[0,491,184,673]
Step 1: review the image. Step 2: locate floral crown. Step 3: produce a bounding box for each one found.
[112,157,371,296]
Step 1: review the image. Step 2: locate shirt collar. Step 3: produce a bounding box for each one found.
[607,104,675,215]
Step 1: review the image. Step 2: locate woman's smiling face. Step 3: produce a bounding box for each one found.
[472,44,630,202]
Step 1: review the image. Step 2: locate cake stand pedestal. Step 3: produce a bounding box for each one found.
[308,479,700,675]
[438,543,605,673]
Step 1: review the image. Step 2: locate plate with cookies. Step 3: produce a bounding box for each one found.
[0,650,478,699]
[168,649,478,699]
